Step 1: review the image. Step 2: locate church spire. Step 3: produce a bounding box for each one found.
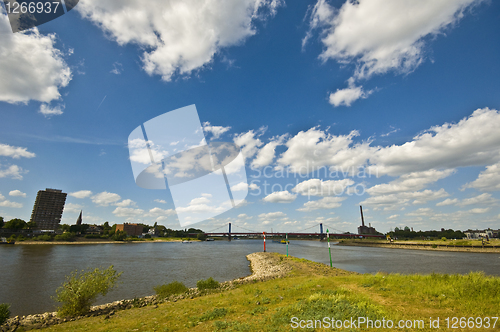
[76,210,82,225]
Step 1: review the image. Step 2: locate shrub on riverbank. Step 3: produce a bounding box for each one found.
[197,277,219,291]
[54,232,76,241]
[54,266,122,317]
[154,281,188,299]
[0,304,9,325]
[33,234,53,241]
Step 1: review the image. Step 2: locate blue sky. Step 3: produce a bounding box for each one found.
[1,0,500,234]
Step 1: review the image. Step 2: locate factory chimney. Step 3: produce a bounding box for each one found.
[360,205,365,227]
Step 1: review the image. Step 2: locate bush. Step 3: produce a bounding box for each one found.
[197,233,207,241]
[154,281,188,299]
[55,266,122,317]
[34,234,53,241]
[55,232,75,241]
[197,277,219,291]
[441,237,447,241]
[0,303,10,325]
[112,230,127,241]
[84,234,102,239]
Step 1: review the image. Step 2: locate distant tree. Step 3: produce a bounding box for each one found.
[4,218,27,230]
[70,224,89,234]
[59,224,71,232]
[197,233,207,241]
[0,217,4,228]
[140,223,151,233]
[26,221,37,230]
[112,230,127,241]
[102,222,111,231]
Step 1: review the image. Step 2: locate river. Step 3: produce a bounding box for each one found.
[1,240,499,316]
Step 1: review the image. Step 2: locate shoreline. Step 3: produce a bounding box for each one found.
[338,240,500,253]
[0,252,289,331]
[11,238,197,245]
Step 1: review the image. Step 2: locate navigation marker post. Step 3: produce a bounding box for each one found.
[327,229,332,267]
[286,233,289,257]
[263,232,266,252]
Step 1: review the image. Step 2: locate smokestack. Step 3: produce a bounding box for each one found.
[360,205,365,227]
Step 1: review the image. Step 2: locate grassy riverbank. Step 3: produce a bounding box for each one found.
[35,252,500,332]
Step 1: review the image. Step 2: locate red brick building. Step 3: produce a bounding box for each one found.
[116,223,143,236]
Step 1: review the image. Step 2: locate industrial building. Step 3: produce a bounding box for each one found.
[30,188,67,231]
[357,205,378,235]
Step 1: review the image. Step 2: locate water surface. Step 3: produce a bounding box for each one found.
[1,240,499,316]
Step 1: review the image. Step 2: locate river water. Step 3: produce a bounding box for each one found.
[1,240,499,316]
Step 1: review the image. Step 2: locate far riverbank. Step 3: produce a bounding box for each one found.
[11,238,200,245]
[338,239,500,253]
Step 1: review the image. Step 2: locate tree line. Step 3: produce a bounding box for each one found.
[388,227,465,240]
[0,216,205,241]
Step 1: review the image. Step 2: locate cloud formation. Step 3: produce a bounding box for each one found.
[297,196,346,212]
[0,143,36,159]
[0,16,71,104]
[77,0,282,81]
[0,165,26,180]
[69,190,93,199]
[9,190,26,197]
[306,0,482,106]
[262,191,297,203]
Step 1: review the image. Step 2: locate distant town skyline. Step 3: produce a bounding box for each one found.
[1,0,500,234]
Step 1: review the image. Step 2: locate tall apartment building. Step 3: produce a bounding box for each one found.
[30,188,67,230]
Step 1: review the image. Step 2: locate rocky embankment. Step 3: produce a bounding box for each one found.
[0,252,291,331]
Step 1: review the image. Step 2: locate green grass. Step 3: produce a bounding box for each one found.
[40,253,500,331]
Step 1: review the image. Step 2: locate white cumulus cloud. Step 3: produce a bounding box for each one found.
[9,190,26,197]
[39,103,65,117]
[91,191,122,206]
[76,0,282,81]
[0,15,72,104]
[328,84,371,107]
[0,143,36,159]
[293,178,355,197]
[69,190,93,199]
[0,165,26,180]
[306,0,482,105]
[297,196,346,212]
[203,122,231,139]
[262,191,297,203]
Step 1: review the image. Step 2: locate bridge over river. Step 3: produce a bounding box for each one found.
[189,222,385,240]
